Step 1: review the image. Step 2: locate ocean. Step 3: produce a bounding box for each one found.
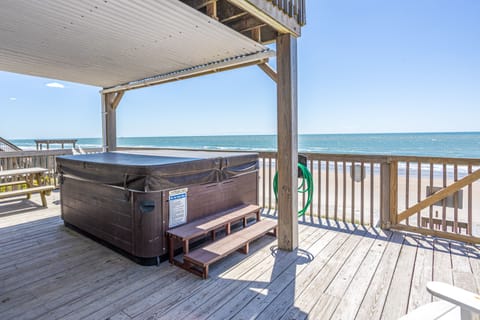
[10,132,480,158]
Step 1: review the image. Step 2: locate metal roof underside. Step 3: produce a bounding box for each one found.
[0,0,272,89]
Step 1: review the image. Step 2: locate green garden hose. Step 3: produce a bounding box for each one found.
[273,163,314,217]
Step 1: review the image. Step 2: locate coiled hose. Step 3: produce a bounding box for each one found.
[273,163,314,217]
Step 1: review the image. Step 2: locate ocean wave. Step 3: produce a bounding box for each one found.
[10,133,480,159]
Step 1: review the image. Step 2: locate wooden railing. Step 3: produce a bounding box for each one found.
[258,152,389,227]
[0,148,102,186]
[388,156,480,243]
[258,152,480,243]
[1,147,479,243]
[0,137,22,152]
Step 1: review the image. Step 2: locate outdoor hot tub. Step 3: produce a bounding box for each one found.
[56,149,258,264]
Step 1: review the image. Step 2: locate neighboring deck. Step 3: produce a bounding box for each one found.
[1,194,480,320]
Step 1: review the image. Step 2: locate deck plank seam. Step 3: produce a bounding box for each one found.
[252,227,360,320]
[281,228,380,319]
[377,232,406,320]
[127,235,281,320]
[200,225,329,320]
[158,224,322,320]
[340,231,395,320]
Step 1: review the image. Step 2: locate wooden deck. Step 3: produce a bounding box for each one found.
[1,193,480,320]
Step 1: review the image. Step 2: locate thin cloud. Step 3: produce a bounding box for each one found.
[46,82,65,89]
[9,97,16,101]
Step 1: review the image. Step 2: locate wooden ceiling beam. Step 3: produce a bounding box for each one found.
[220,11,248,23]
[226,16,265,33]
[102,51,275,94]
[182,0,279,44]
[239,23,267,34]
[260,27,278,44]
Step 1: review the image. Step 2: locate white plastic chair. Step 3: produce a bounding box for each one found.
[400,282,480,320]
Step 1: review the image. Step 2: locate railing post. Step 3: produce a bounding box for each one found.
[390,160,398,226]
[380,160,398,229]
[380,163,390,229]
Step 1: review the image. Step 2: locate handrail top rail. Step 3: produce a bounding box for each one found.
[118,148,480,165]
[34,139,78,143]
[0,148,102,159]
[258,151,480,165]
[2,146,480,166]
[124,147,480,165]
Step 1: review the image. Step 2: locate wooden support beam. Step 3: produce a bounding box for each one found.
[111,91,124,110]
[101,92,123,152]
[227,16,267,33]
[240,23,267,34]
[397,168,480,222]
[276,33,298,251]
[220,11,248,23]
[102,51,274,94]
[258,63,277,83]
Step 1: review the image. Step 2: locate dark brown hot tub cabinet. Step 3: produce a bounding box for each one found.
[57,150,259,265]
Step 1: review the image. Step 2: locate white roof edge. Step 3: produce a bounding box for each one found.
[102,49,276,94]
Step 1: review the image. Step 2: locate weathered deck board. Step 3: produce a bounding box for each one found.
[433,238,454,288]
[202,225,327,320]
[279,229,376,320]
[1,194,480,320]
[329,232,391,320]
[468,245,480,294]
[156,225,319,320]
[233,228,352,320]
[381,234,418,319]
[255,228,368,320]
[407,236,434,312]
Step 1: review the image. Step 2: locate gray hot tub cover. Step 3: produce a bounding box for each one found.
[56,150,258,191]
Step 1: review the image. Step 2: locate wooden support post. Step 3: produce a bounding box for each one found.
[276,33,298,251]
[101,91,124,152]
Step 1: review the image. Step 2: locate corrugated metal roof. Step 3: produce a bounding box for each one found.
[0,0,272,88]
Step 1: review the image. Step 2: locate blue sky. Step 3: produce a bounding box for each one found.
[1,0,479,139]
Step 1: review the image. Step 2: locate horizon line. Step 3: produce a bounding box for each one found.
[7,131,480,141]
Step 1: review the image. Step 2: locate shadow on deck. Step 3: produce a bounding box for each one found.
[1,195,479,320]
